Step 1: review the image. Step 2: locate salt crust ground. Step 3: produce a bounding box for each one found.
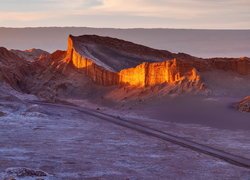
[0,84,249,179]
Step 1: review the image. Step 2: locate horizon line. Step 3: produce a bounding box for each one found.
[0,26,250,31]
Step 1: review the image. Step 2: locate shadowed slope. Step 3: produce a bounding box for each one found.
[68,35,174,72]
[0,47,30,91]
[10,48,50,61]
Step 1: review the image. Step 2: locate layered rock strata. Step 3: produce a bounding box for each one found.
[64,35,250,90]
[0,47,30,90]
[65,35,203,88]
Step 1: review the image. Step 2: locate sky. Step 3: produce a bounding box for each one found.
[0,0,249,29]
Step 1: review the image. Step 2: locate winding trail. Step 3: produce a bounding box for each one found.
[27,100,250,169]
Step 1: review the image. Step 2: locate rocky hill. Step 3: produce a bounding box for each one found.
[0,47,31,91]
[61,35,250,90]
[238,96,250,112]
[0,35,249,106]
[10,48,50,61]
[63,35,205,90]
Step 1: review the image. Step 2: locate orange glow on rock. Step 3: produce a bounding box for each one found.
[65,35,203,88]
[118,59,201,87]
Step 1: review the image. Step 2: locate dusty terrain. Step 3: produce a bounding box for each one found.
[0,84,250,179]
[0,34,250,179]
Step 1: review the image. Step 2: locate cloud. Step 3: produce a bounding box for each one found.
[0,12,55,21]
[0,0,249,28]
[0,0,103,12]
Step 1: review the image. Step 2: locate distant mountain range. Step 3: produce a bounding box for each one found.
[0,27,250,58]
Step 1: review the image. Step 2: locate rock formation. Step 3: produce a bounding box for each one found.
[238,96,250,112]
[0,34,249,101]
[11,48,50,61]
[209,57,250,75]
[0,47,30,91]
[64,35,204,90]
[119,59,202,87]
[61,35,250,93]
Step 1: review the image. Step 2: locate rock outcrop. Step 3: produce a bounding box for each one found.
[0,47,30,91]
[65,35,204,90]
[11,48,50,61]
[1,34,249,101]
[66,35,174,71]
[63,35,250,92]
[209,57,250,75]
[238,96,250,112]
[4,167,48,178]
[119,59,202,88]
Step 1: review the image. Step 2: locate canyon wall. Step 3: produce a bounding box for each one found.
[65,36,202,88]
[209,58,250,75]
[1,34,249,100]
[62,35,250,91]
[66,40,119,85]
[119,59,201,87]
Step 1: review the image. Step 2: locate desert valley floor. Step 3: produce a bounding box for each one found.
[0,84,250,179]
[0,34,249,179]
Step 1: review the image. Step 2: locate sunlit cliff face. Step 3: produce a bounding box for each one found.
[65,35,202,88]
[66,36,93,69]
[118,60,201,87]
[72,51,93,69]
